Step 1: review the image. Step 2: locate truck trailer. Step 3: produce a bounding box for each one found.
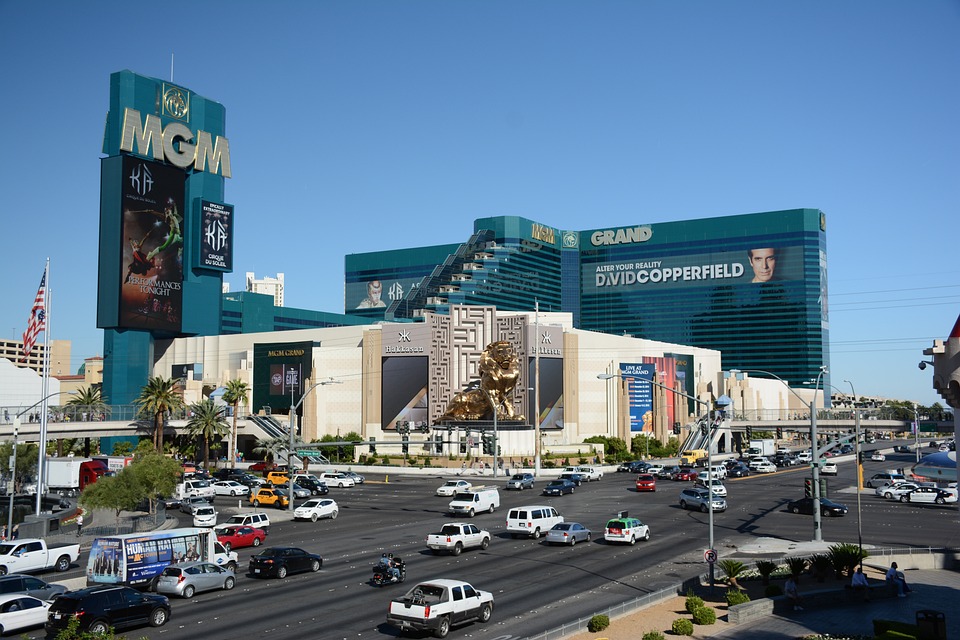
[44,457,109,497]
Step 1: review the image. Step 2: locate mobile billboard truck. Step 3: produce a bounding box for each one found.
[87,528,236,588]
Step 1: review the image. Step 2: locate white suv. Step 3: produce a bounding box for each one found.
[215,511,271,533]
[319,472,356,488]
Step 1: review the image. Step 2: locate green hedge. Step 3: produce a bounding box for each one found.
[671,618,694,636]
[587,614,609,632]
[692,606,716,625]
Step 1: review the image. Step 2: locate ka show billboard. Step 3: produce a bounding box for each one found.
[253,342,314,414]
[197,200,234,272]
[118,156,185,332]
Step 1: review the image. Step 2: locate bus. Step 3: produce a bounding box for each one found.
[87,528,233,588]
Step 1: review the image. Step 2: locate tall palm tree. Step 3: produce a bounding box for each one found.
[222,379,250,468]
[135,376,185,451]
[66,386,108,421]
[185,399,230,468]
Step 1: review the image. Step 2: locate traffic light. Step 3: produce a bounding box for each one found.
[700,422,708,436]
[746,426,753,441]
[481,434,494,455]
[804,478,813,498]
[401,435,409,455]
[858,451,864,465]
[673,425,681,435]
[435,435,443,454]
[776,427,783,440]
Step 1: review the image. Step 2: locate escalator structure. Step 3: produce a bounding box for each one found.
[385,229,496,320]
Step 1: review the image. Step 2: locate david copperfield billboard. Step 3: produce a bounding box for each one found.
[119,156,185,332]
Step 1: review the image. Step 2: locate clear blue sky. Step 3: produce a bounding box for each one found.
[2,1,957,407]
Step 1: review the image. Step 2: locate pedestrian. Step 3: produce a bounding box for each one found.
[851,566,870,601]
[785,574,803,611]
[76,513,84,537]
[885,562,910,597]
[11,525,19,540]
[0,525,6,541]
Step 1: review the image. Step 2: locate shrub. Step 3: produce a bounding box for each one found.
[786,555,809,576]
[587,615,609,632]
[684,591,704,614]
[726,589,750,606]
[717,559,746,589]
[765,584,784,597]
[671,618,694,636]
[755,559,778,583]
[692,606,716,625]
[642,632,666,640]
[828,542,868,577]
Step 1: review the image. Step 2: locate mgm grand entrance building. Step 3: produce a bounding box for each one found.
[156,306,723,462]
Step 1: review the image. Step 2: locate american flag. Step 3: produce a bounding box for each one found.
[20,269,47,362]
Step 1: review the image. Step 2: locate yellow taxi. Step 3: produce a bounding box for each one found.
[250,487,290,508]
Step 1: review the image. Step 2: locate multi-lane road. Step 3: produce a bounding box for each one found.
[28,443,960,640]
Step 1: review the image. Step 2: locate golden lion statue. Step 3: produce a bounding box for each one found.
[439,340,525,422]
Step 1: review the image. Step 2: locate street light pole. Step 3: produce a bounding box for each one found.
[482,389,499,478]
[729,367,826,543]
[597,372,717,586]
[843,380,864,566]
[288,378,341,511]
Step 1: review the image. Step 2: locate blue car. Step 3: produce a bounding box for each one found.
[542,479,576,496]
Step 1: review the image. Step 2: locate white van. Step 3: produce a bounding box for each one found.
[175,479,216,501]
[448,488,500,517]
[506,505,563,539]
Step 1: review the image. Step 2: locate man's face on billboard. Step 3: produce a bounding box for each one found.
[749,248,776,283]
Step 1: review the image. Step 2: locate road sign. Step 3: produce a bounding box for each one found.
[296,449,323,459]
[704,549,717,564]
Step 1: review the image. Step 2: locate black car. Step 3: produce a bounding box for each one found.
[248,547,322,579]
[542,480,576,496]
[727,464,751,478]
[296,477,329,496]
[212,468,247,481]
[45,585,170,635]
[773,453,798,467]
[618,461,650,473]
[786,497,849,517]
[558,472,585,486]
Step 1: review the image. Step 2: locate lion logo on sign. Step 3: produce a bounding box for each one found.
[440,341,525,422]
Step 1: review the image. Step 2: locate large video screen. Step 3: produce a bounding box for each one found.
[118,156,185,332]
[528,358,565,430]
[381,356,429,430]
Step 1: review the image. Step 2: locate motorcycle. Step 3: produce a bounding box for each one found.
[371,559,406,586]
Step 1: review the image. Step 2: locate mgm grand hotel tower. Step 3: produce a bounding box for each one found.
[345,211,830,392]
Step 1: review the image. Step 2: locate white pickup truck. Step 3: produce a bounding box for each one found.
[387,578,494,638]
[426,523,491,556]
[0,538,81,575]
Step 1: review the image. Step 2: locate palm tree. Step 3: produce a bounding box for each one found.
[252,436,289,467]
[222,379,250,468]
[135,376,185,451]
[185,399,230,468]
[66,386,108,421]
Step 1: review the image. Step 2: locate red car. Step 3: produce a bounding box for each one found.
[635,474,657,492]
[672,467,698,481]
[216,525,266,551]
[248,461,276,472]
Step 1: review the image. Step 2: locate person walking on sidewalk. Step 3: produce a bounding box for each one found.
[76,514,84,537]
[785,574,803,611]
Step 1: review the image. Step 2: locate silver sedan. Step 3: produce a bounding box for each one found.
[156,561,236,599]
[544,522,592,546]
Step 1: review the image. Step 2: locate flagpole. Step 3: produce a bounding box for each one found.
[35,259,50,516]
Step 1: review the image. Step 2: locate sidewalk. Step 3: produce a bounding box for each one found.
[709,568,959,639]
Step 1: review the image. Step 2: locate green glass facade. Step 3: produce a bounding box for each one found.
[221,292,367,334]
[344,209,828,388]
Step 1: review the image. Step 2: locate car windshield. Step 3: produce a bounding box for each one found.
[552,523,571,531]
[302,500,321,508]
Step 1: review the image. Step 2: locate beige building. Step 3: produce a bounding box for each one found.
[154,305,724,459]
[0,339,71,377]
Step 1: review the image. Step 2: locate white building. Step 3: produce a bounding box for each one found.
[245,272,284,307]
